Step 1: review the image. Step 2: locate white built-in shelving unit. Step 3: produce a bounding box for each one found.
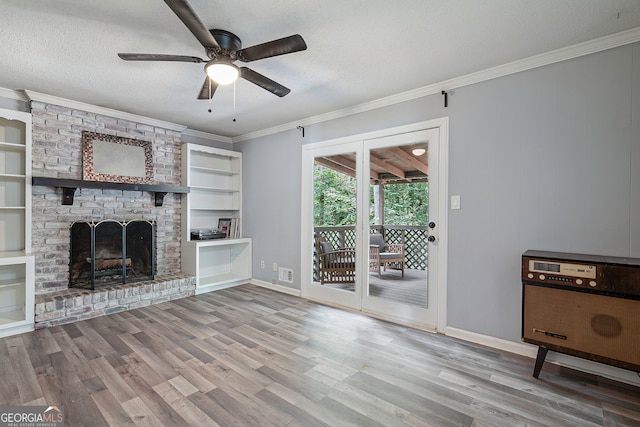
[181,143,251,294]
[0,108,34,337]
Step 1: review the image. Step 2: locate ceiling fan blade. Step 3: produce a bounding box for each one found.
[236,34,307,62]
[197,76,218,100]
[240,67,290,97]
[118,53,205,63]
[164,0,220,49]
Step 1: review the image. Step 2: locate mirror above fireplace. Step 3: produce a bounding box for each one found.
[82,131,153,184]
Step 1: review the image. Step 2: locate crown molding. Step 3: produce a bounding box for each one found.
[24,90,187,132]
[436,25,640,93]
[231,26,640,143]
[0,88,28,101]
[181,128,232,144]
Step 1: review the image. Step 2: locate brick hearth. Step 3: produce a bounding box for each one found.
[34,273,196,328]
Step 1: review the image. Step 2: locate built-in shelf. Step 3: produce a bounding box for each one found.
[181,144,250,293]
[0,141,26,150]
[0,310,26,326]
[182,238,252,294]
[32,176,190,207]
[190,185,239,193]
[0,109,34,338]
[0,254,34,337]
[0,278,23,289]
[190,165,240,176]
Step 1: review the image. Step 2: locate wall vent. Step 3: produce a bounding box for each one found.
[278,267,294,283]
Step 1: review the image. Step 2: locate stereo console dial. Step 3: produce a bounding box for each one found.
[576,279,583,285]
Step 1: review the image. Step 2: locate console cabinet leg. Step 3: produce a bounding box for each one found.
[533,346,548,378]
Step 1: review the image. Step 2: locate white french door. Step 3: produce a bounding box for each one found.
[302,140,362,309]
[361,128,440,327]
[301,119,448,331]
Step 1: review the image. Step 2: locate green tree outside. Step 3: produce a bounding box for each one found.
[380,182,428,225]
[313,165,428,226]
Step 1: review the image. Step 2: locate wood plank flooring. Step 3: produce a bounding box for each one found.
[1,284,640,426]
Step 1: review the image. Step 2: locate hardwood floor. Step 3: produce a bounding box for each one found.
[1,284,640,426]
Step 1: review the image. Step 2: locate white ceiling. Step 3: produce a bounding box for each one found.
[2,0,640,139]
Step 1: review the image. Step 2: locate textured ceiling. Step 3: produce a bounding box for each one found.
[1,0,640,138]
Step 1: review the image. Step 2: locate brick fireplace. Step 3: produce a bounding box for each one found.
[30,101,196,327]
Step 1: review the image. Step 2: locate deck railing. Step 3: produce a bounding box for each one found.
[314,225,428,281]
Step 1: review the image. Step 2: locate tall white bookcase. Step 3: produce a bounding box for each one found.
[181,144,251,294]
[0,108,34,337]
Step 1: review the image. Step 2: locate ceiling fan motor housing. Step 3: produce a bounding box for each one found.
[210,29,242,56]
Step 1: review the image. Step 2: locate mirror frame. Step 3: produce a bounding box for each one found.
[82,131,153,184]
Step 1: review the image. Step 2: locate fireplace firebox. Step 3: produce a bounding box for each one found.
[70,219,155,290]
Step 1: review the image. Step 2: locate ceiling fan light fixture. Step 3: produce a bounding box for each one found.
[206,61,239,85]
[412,148,426,156]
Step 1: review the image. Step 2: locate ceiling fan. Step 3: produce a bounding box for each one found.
[118,0,307,100]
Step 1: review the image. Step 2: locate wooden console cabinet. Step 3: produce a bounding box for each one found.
[522,250,640,378]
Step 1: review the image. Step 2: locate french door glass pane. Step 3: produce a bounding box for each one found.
[312,154,357,292]
[367,144,428,307]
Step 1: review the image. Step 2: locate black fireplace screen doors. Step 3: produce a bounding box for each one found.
[70,219,155,290]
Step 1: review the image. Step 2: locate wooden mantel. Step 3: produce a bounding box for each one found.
[32,177,190,207]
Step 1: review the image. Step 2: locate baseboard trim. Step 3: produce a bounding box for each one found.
[0,323,34,339]
[444,327,640,386]
[249,279,301,296]
[195,280,245,295]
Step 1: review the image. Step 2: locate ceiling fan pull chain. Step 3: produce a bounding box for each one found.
[233,80,237,122]
[207,78,213,113]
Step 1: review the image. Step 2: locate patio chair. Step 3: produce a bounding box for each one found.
[315,237,356,284]
[369,233,404,279]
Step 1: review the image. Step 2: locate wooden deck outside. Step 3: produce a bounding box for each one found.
[320,268,428,308]
[369,268,427,307]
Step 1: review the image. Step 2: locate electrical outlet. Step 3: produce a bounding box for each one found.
[273,262,278,272]
[260,260,265,268]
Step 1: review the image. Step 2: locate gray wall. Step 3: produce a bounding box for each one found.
[239,42,640,343]
[239,129,304,285]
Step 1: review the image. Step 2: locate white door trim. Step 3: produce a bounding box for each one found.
[435,117,449,332]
